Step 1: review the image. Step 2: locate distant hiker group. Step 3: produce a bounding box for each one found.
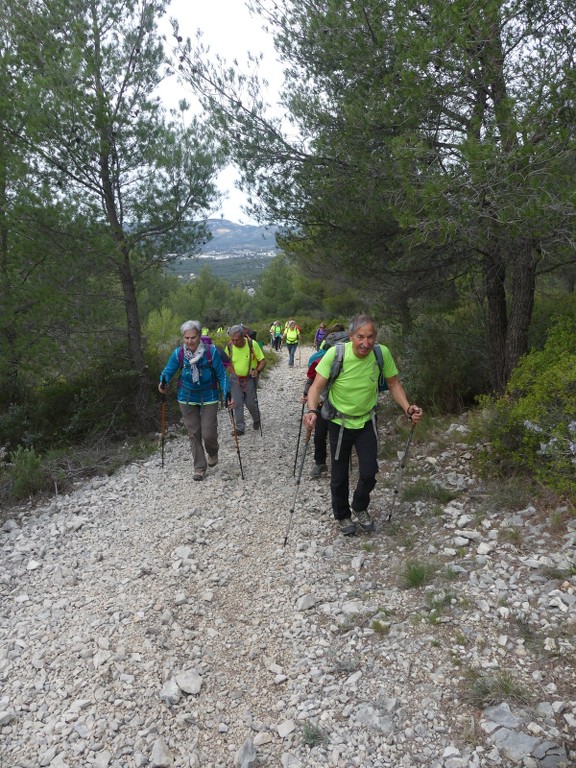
[159,314,422,537]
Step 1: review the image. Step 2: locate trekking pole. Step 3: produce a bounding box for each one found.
[298,345,302,367]
[387,423,416,522]
[228,395,245,479]
[293,401,305,476]
[160,376,167,468]
[253,377,263,437]
[284,428,312,547]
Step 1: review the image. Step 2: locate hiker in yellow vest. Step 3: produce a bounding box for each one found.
[283,320,300,368]
[226,324,267,435]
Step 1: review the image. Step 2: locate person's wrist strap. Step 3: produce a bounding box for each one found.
[307,408,319,416]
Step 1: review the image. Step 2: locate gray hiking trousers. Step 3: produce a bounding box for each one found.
[229,374,260,432]
[179,402,219,472]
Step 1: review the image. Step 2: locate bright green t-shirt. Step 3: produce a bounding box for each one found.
[316,342,398,428]
[229,339,265,377]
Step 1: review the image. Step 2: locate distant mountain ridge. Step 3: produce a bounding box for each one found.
[201,218,279,253]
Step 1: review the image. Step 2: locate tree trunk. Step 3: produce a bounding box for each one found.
[483,247,508,393]
[504,240,537,382]
[0,159,20,398]
[395,291,413,337]
[484,238,537,393]
[117,244,150,417]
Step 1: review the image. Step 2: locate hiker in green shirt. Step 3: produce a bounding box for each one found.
[270,320,283,350]
[304,314,422,536]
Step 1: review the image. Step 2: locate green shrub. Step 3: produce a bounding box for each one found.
[0,403,32,450]
[302,721,328,747]
[401,479,460,504]
[9,446,51,499]
[400,308,490,413]
[462,668,531,707]
[400,559,438,588]
[473,316,576,499]
[0,349,156,452]
[529,292,576,350]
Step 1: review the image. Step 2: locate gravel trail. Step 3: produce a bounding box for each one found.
[1,348,575,768]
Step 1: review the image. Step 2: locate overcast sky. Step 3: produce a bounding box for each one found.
[162,0,283,223]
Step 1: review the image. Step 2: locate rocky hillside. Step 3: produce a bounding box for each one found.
[1,348,574,768]
[201,219,278,254]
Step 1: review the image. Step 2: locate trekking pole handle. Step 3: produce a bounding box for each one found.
[406,405,422,421]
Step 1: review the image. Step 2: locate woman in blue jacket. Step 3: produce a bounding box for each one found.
[159,320,232,481]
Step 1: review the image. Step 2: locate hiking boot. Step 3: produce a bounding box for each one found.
[193,470,205,481]
[207,454,218,467]
[338,517,356,536]
[253,420,260,431]
[310,463,328,478]
[232,429,245,437]
[353,509,374,532]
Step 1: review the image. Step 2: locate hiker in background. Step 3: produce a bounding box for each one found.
[270,320,283,350]
[303,314,422,536]
[314,322,328,350]
[283,320,301,368]
[301,324,347,478]
[227,324,267,436]
[159,320,232,482]
[201,325,210,336]
[284,318,302,333]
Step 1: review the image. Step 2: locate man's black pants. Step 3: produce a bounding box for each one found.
[328,419,379,520]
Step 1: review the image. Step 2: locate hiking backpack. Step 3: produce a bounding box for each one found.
[306,330,349,379]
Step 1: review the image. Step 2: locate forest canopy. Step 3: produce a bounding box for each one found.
[0,0,574,502]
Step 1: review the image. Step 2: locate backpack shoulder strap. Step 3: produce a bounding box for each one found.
[328,343,345,385]
[178,345,184,367]
[373,343,383,372]
[203,341,213,365]
[247,337,258,368]
[373,343,388,391]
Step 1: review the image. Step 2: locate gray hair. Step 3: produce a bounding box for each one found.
[180,320,202,335]
[228,324,245,337]
[348,314,378,335]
